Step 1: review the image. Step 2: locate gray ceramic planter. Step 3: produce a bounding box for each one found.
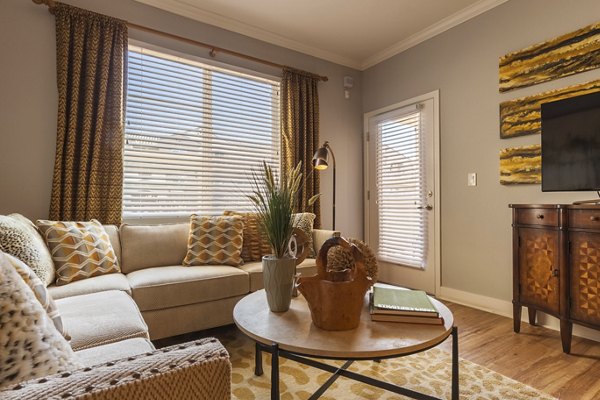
[262,256,296,312]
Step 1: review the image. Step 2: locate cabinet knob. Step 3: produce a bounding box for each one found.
[536,214,545,219]
[590,215,600,222]
[552,269,559,277]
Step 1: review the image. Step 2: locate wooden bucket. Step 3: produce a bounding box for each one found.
[297,237,372,330]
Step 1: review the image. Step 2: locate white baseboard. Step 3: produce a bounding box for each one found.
[437,286,600,343]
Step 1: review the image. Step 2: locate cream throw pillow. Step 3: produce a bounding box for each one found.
[0,214,55,286]
[0,252,82,389]
[36,219,120,286]
[183,215,244,267]
[6,254,70,340]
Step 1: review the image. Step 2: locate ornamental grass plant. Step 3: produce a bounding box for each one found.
[248,161,318,259]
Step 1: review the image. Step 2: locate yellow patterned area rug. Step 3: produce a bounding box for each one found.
[215,328,556,400]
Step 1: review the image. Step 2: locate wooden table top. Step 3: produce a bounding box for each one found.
[233,288,454,359]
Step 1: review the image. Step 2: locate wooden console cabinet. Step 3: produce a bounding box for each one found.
[510,204,600,353]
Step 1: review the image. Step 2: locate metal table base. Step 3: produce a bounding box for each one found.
[254,326,459,400]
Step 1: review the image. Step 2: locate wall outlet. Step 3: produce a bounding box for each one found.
[468,172,477,186]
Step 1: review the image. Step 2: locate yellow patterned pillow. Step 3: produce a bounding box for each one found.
[183,215,244,267]
[36,219,120,286]
[223,211,272,262]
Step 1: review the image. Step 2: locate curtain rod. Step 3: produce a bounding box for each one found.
[32,0,329,82]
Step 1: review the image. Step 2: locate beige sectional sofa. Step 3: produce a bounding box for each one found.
[48,222,336,340]
[1,219,336,399]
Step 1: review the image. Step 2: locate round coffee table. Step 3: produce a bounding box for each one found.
[233,288,458,400]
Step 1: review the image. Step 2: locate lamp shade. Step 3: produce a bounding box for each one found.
[312,144,330,170]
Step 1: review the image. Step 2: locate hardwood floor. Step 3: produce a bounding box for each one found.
[155,301,600,399]
[438,302,600,400]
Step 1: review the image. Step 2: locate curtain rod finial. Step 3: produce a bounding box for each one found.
[32,0,56,14]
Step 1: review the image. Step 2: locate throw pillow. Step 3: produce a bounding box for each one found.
[292,212,316,257]
[183,215,244,267]
[0,214,55,286]
[36,219,120,286]
[223,211,272,262]
[0,251,82,390]
[6,254,70,340]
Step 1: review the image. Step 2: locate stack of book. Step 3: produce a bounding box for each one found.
[370,285,444,325]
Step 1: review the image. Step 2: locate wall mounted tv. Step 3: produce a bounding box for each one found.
[541,91,600,192]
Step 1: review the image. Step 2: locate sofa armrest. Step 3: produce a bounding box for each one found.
[1,338,231,400]
[312,229,341,254]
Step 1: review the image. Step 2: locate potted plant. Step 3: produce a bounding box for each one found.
[248,161,317,312]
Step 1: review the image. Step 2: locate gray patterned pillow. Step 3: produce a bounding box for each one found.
[0,215,55,286]
[292,213,316,257]
[0,252,81,389]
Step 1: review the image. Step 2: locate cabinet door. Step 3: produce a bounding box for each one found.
[569,231,600,325]
[518,228,560,314]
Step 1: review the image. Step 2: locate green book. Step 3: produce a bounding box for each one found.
[372,286,438,316]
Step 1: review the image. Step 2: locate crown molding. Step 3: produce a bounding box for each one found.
[360,0,510,70]
[133,0,362,69]
[134,0,508,71]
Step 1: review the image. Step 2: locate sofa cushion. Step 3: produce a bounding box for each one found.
[0,214,55,286]
[36,219,120,285]
[48,273,130,300]
[103,225,121,265]
[240,258,318,292]
[75,337,155,367]
[128,265,249,311]
[120,222,189,274]
[0,252,81,390]
[7,254,69,340]
[56,290,149,351]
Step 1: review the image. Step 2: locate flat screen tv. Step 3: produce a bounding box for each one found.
[541,91,600,192]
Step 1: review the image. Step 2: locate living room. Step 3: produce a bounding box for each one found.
[1,0,600,399]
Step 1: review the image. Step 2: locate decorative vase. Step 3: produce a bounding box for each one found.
[297,237,373,330]
[262,256,297,312]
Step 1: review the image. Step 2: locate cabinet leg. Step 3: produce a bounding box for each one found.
[560,319,573,354]
[528,307,536,326]
[513,303,522,333]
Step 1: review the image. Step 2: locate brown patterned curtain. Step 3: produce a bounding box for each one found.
[280,67,321,228]
[49,3,127,225]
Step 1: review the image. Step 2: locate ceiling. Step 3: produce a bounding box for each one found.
[134,0,508,70]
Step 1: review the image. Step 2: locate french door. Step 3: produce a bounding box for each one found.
[365,91,439,294]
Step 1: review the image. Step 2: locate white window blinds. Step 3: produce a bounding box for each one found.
[376,105,427,269]
[124,45,280,219]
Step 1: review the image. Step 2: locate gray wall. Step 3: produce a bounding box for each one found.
[363,0,600,300]
[0,0,363,238]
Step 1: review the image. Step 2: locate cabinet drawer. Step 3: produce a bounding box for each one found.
[515,208,559,226]
[569,209,600,230]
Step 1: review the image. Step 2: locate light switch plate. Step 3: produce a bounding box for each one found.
[468,172,477,186]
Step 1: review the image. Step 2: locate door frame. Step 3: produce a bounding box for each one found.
[363,90,441,295]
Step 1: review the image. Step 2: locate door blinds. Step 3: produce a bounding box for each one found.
[376,105,428,269]
[124,45,281,219]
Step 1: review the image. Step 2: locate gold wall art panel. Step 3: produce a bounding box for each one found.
[500,145,541,185]
[499,22,600,92]
[500,79,600,138]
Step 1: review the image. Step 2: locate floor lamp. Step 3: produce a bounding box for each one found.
[312,141,336,230]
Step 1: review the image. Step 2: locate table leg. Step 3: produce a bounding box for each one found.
[451,326,459,400]
[255,342,263,376]
[271,343,280,400]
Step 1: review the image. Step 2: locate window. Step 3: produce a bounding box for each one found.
[124,45,280,219]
